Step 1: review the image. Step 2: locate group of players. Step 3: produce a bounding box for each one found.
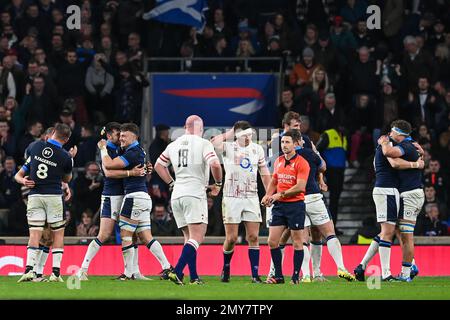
[14,112,424,285]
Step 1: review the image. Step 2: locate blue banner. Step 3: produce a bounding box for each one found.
[143,0,208,30]
[151,74,278,127]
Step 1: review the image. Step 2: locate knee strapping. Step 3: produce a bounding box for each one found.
[119,220,137,233]
[28,220,45,231]
[49,220,66,231]
[399,222,415,233]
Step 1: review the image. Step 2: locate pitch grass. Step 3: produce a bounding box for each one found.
[1,276,450,300]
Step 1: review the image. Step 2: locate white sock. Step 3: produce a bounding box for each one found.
[147,239,170,270]
[34,247,49,275]
[326,236,345,270]
[412,258,416,266]
[301,245,311,277]
[378,240,392,279]
[122,244,135,277]
[310,242,322,277]
[360,237,380,269]
[33,249,43,273]
[132,245,140,274]
[81,238,102,271]
[26,246,40,270]
[401,265,411,278]
[52,248,64,275]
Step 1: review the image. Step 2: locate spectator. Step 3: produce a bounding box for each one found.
[340,0,368,25]
[74,124,97,168]
[276,89,297,128]
[289,47,319,96]
[209,34,230,71]
[85,53,114,124]
[423,159,448,204]
[423,184,448,221]
[150,203,179,237]
[316,121,348,234]
[299,115,321,145]
[353,19,376,51]
[206,196,224,236]
[316,92,344,132]
[0,156,20,208]
[314,31,339,80]
[48,34,66,69]
[76,209,99,237]
[382,0,404,53]
[126,32,143,72]
[4,97,17,122]
[72,161,103,221]
[330,16,357,67]
[6,185,29,236]
[0,59,16,101]
[348,94,373,168]
[98,35,115,64]
[373,80,399,143]
[212,8,233,41]
[58,106,82,152]
[0,120,16,158]
[17,120,42,159]
[434,43,450,86]
[149,124,171,165]
[349,46,378,97]
[415,203,448,236]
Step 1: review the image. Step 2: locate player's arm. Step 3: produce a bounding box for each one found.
[14,166,35,188]
[97,139,127,169]
[62,182,72,201]
[271,157,310,202]
[102,163,145,178]
[210,127,234,153]
[261,175,277,206]
[257,145,271,191]
[207,151,223,197]
[379,135,403,158]
[387,157,424,170]
[154,148,175,189]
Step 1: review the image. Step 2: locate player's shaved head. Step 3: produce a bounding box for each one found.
[185,115,204,135]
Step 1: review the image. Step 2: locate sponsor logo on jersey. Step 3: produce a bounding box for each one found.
[42,147,53,159]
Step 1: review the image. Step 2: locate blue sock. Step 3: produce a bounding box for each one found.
[222,249,234,274]
[270,247,283,278]
[292,249,304,281]
[187,249,198,280]
[248,247,260,278]
[174,240,197,279]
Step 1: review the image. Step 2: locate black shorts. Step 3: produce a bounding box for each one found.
[270,201,306,230]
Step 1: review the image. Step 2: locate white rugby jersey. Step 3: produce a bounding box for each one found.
[157,134,219,200]
[222,141,266,198]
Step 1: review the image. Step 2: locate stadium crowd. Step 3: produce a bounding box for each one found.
[0,0,449,239]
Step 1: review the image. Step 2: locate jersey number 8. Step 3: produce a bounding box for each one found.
[37,163,48,179]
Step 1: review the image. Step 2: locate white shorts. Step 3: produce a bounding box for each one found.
[265,205,273,228]
[171,196,208,229]
[100,195,124,221]
[372,187,400,224]
[120,192,152,223]
[400,189,425,222]
[222,197,262,224]
[305,194,331,226]
[27,194,64,224]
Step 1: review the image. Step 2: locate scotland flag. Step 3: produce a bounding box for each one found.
[143,0,208,30]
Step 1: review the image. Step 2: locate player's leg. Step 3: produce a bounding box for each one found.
[118,215,138,279]
[221,223,239,282]
[49,227,65,282]
[310,226,325,281]
[33,226,53,282]
[137,228,171,278]
[300,227,312,282]
[19,196,45,282]
[379,222,396,280]
[244,221,261,283]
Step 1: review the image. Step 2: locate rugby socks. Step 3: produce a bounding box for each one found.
[293,249,304,281]
[132,244,140,275]
[361,236,380,269]
[147,239,171,270]
[248,247,260,278]
[310,241,323,277]
[174,239,198,279]
[34,246,50,276]
[52,248,64,277]
[326,235,345,270]
[122,244,135,277]
[301,243,311,278]
[33,247,43,274]
[270,247,283,278]
[81,238,103,271]
[268,244,285,277]
[222,249,234,277]
[378,240,392,279]
[401,262,412,278]
[25,246,40,273]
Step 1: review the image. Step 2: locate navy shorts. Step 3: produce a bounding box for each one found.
[270,201,306,230]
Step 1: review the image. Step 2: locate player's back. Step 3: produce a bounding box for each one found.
[166,134,216,200]
[102,141,124,196]
[397,139,422,193]
[24,139,73,195]
[373,144,398,188]
[295,147,322,195]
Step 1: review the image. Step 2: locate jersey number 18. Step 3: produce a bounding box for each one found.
[178,149,188,167]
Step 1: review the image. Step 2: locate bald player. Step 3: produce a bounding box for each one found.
[155,115,222,285]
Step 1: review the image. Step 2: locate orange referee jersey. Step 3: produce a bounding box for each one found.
[273,154,310,202]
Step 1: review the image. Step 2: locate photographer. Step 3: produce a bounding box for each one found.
[72,161,104,223]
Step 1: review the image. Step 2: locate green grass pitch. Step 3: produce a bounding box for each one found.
[1,276,450,300]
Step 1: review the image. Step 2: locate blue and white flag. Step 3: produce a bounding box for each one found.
[143,0,208,30]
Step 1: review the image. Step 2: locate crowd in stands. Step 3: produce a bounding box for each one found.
[0,0,449,239]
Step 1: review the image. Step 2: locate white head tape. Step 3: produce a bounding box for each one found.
[391,127,409,136]
[235,128,253,139]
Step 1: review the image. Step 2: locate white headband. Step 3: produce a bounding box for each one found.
[391,127,409,136]
[235,128,253,138]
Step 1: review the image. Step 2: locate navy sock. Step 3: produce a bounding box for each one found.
[222,250,234,273]
[174,241,196,279]
[187,249,198,280]
[248,247,260,278]
[292,249,304,281]
[270,247,283,278]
